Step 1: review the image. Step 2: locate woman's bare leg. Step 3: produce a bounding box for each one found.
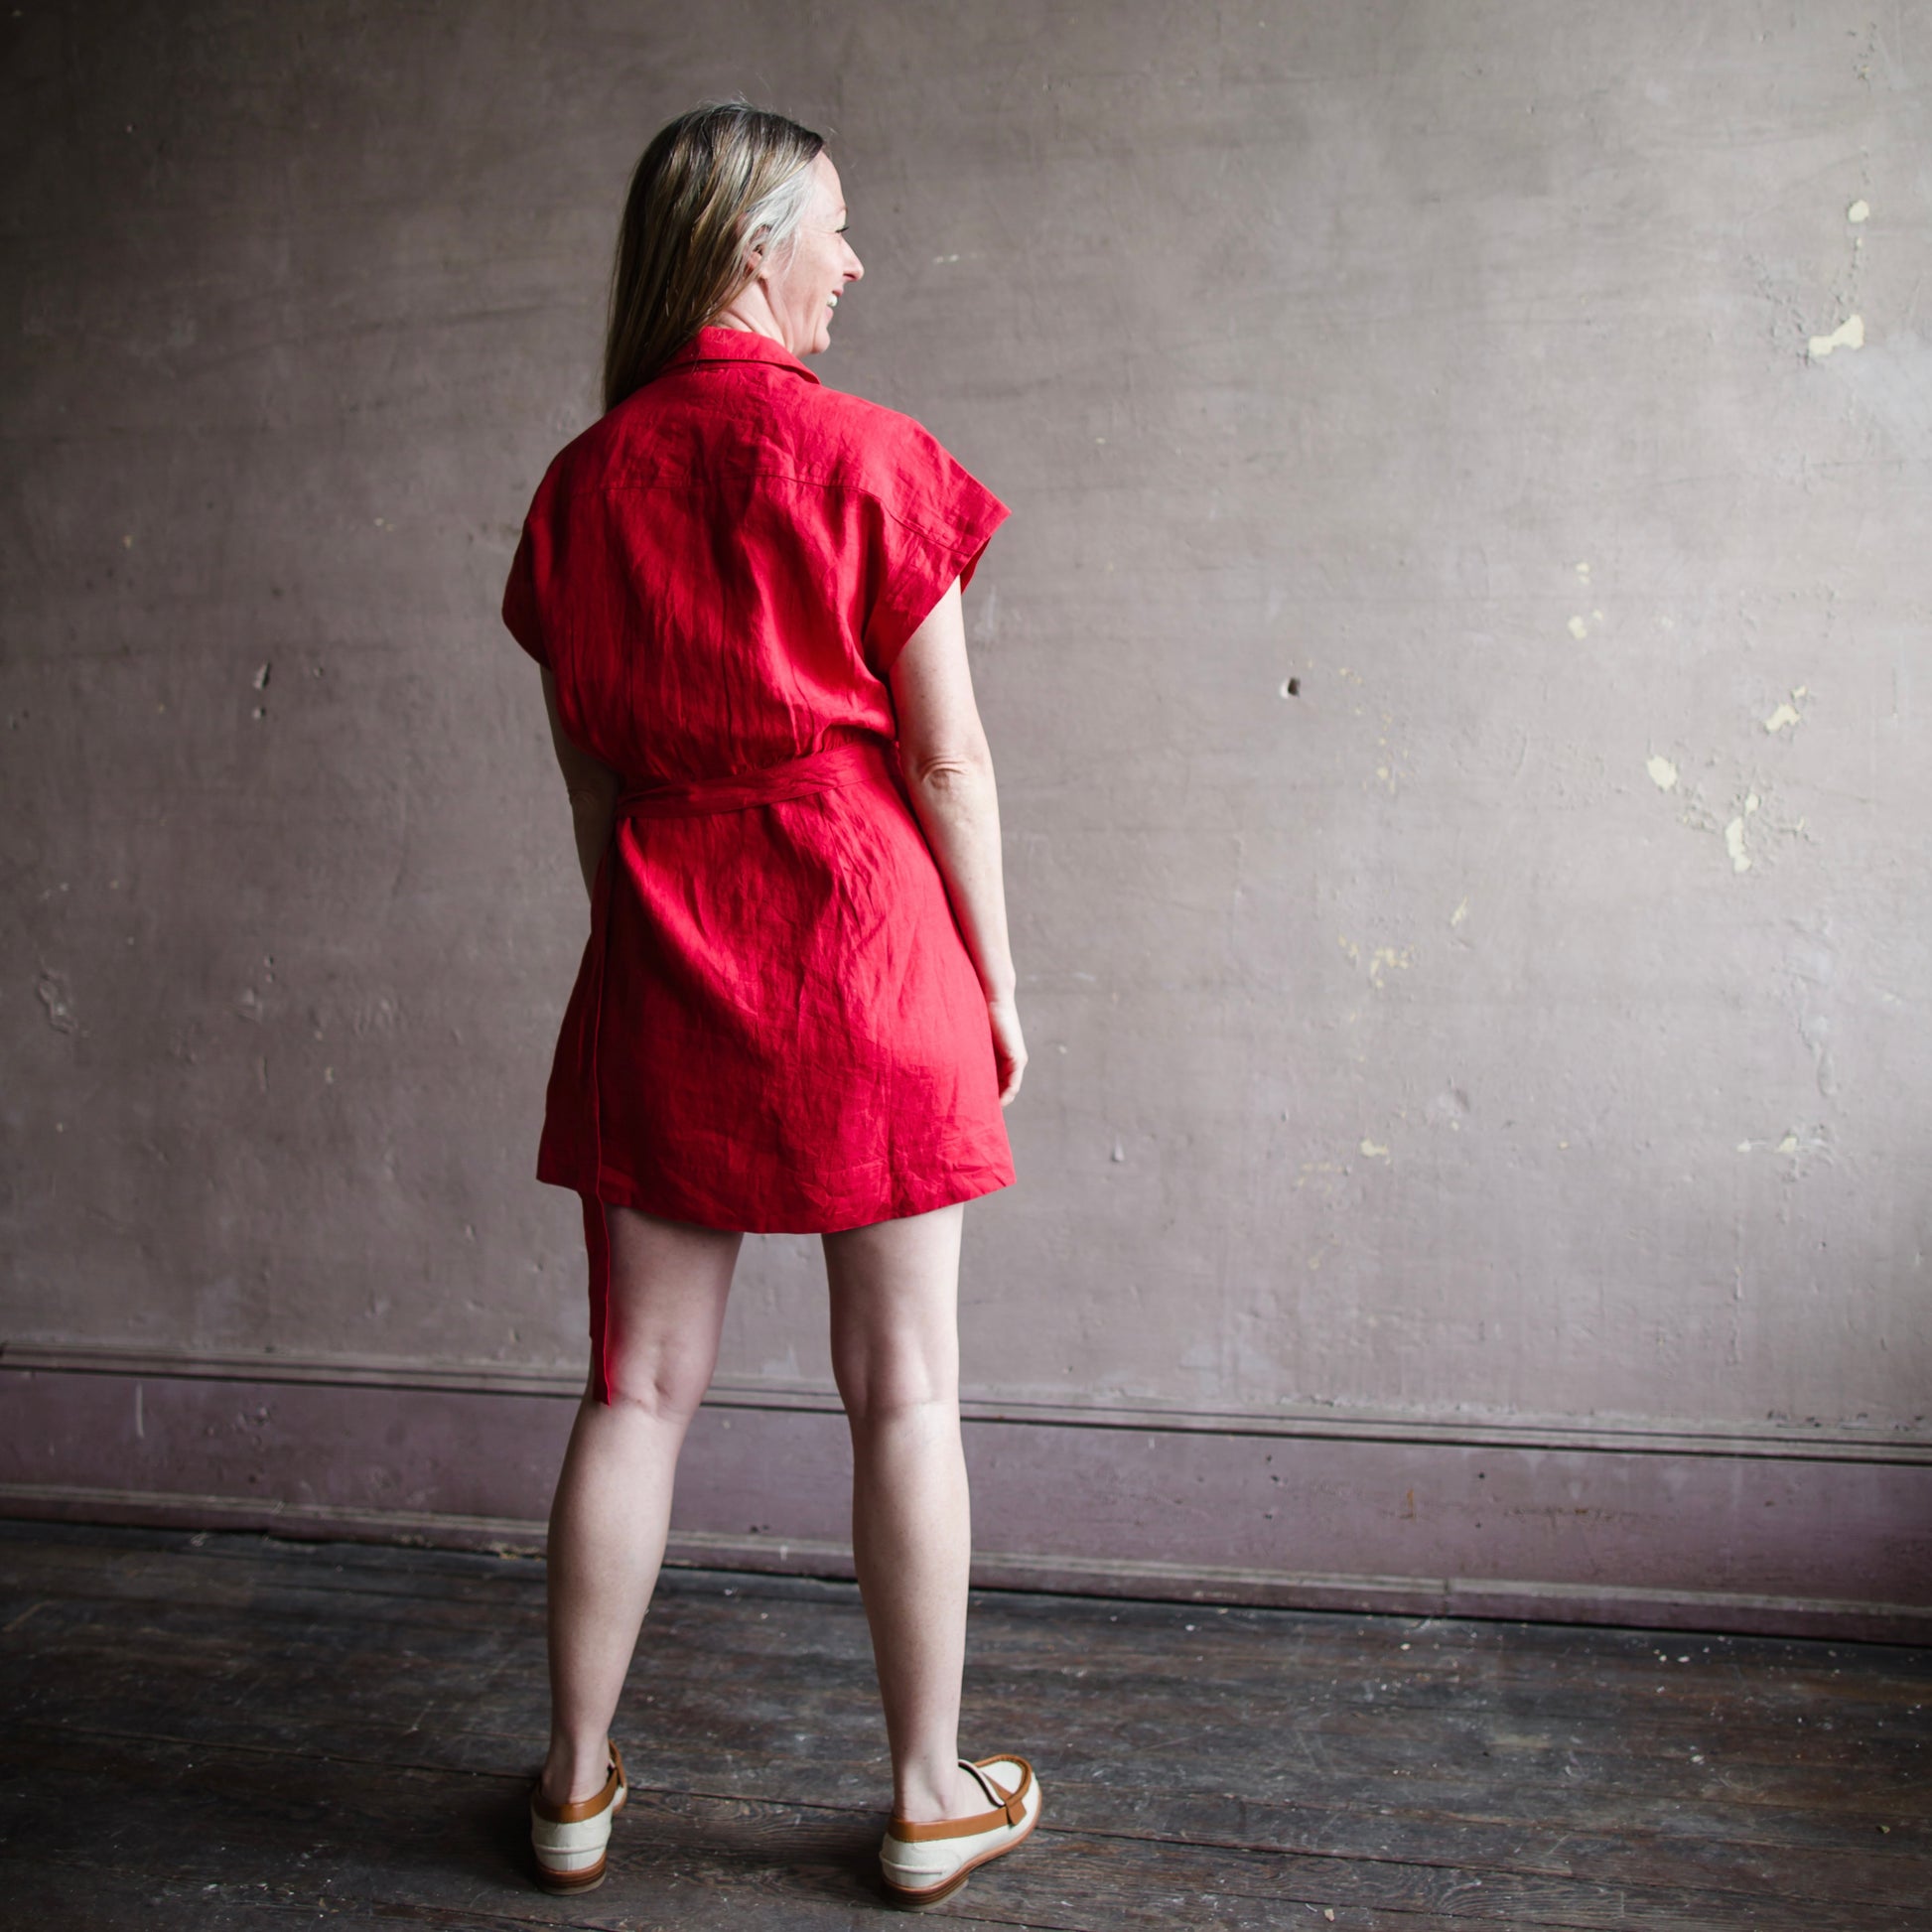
[823,1200,984,1824]
[540,1203,742,1807]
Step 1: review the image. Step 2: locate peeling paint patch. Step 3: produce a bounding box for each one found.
[1567,615,1588,639]
[1808,314,1863,358]
[1722,793,1764,873]
[1449,897,1469,928]
[1763,685,1808,733]
[1359,1139,1391,1161]
[1646,755,1679,790]
[1848,199,1869,222]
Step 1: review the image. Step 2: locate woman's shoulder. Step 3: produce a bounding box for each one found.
[789,379,985,525]
[520,363,988,532]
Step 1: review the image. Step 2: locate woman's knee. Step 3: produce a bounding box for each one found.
[600,1336,717,1421]
[833,1342,959,1427]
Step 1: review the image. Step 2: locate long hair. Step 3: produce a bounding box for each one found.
[602,102,825,414]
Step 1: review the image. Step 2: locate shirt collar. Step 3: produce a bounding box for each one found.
[659,325,820,385]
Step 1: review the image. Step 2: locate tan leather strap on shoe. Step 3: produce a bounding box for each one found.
[890,1755,1032,1841]
[531,1737,625,1824]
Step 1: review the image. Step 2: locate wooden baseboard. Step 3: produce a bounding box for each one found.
[3,1352,1927,1642]
[5,1338,1923,1460]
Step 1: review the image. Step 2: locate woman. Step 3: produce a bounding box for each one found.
[500,102,1041,1908]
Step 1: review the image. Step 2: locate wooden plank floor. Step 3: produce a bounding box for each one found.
[0,1521,1926,1930]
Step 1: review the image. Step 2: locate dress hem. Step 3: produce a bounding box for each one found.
[534,1156,1016,1236]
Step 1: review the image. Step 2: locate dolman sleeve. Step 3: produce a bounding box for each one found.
[500,510,550,669]
[861,413,1010,678]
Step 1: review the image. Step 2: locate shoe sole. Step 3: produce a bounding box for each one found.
[534,1854,608,1894]
[881,1803,1040,1909]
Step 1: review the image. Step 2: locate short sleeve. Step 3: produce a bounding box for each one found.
[501,518,549,668]
[861,417,1010,678]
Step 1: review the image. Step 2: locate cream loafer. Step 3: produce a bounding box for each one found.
[880,1751,1042,1907]
[530,1738,627,1893]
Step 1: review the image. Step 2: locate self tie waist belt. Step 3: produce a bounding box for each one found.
[577,730,901,1404]
[616,734,896,820]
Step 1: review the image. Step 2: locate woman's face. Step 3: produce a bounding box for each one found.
[757,152,864,357]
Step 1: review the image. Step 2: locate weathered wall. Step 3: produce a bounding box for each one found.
[5,2,1928,1625]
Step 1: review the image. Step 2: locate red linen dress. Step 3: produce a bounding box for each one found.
[502,326,1015,1401]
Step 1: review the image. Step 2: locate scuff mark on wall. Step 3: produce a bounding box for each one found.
[1737,1125,1837,1172]
[36,971,76,1035]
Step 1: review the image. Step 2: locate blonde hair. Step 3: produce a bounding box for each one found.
[602,102,825,414]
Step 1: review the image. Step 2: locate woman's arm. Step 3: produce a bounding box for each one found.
[540,666,622,901]
[887,579,1027,1104]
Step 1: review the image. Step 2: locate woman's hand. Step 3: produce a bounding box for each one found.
[987,992,1027,1106]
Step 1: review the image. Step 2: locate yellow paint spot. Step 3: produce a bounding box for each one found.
[1848,199,1869,222]
[1807,314,1864,358]
[1763,688,1806,733]
[1359,1139,1391,1161]
[1567,615,1588,639]
[1777,1133,1798,1154]
[1449,897,1469,927]
[1575,560,1590,578]
[1646,755,1679,790]
[1366,945,1414,988]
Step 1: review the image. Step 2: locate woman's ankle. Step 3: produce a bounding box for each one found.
[893,1758,981,1823]
[541,1735,615,1808]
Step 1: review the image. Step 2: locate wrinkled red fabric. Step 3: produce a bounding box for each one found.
[503,326,1015,1400]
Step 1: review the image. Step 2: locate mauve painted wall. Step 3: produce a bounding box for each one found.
[5,3,1927,1446]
